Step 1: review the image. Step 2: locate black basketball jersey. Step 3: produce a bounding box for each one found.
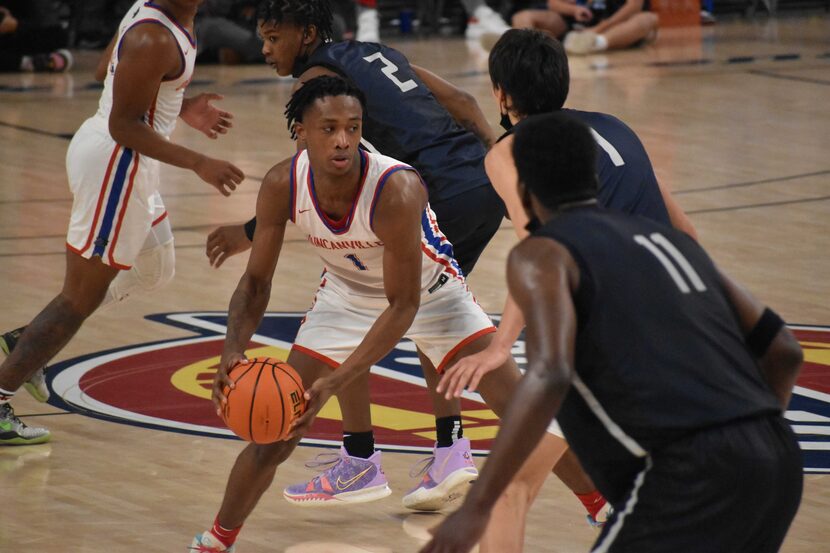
[303,41,490,202]
[535,206,781,504]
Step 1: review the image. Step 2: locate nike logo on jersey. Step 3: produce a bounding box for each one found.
[298,208,311,214]
[335,467,372,490]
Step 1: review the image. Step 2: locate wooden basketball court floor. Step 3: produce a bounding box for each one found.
[1,14,829,553]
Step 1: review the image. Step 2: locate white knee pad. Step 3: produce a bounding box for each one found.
[132,238,176,292]
[100,222,175,310]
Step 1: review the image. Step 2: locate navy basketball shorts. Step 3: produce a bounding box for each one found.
[593,414,803,553]
[430,184,506,277]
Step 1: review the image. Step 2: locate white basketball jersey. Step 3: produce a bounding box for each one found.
[93,0,196,139]
[291,150,463,297]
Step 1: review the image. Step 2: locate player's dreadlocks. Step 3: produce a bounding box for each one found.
[285,76,368,140]
[256,0,335,42]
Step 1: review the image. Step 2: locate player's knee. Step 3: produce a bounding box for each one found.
[134,239,176,292]
[641,12,659,31]
[252,441,294,467]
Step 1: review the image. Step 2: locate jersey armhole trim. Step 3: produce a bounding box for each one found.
[143,1,197,47]
[368,165,420,232]
[288,153,299,223]
[119,20,186,82]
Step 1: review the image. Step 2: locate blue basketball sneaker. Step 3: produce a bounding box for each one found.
[283,447,391,506]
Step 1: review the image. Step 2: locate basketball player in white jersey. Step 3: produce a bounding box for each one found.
[191,75,524,552]
[0,0,244,445]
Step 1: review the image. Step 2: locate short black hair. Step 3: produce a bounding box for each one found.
[256,0,334,42]
[513,112,598,210]
[285,75,367,139]
[488,29,569,117]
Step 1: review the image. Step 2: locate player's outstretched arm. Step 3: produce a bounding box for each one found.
[411,64,497,148]
[108,23,244,195]
[213,160,292,413]
[422,237,578,553]
[438,138,528,397]
[657,180,698,240]
[207,221,254,268]
[291,170,425,437]
[717,270,803,409]
[180,93,234,140]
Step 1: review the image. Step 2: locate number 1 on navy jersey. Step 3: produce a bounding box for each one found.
[362,52,418,93]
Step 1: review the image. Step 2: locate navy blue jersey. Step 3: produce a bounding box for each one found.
[303,41,490,202]
[564,109,670,225]
[535,207,781,504]
[502,111,671,225]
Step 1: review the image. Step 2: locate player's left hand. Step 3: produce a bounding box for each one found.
[180,93,234,139]
[438,343,508,400]
[419,505,489,553]
[287,377,336,439]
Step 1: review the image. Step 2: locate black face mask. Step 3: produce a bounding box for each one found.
[291,40,309,78]
[499,111,513,132]
[524,217,541,233]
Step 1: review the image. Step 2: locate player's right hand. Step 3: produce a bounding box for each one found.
[437,344,509,400]
[573,6,593,22]
[207,224,252,268]
[194,156,245,197]
[212,353,247,415]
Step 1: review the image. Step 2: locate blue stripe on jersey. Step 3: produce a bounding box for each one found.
[420,211,463,276]
[93,148,134,257]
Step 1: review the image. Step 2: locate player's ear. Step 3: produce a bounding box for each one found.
[293,122,306,141]
[303,25,317,44]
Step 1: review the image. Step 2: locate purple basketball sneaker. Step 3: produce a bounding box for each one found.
[402,438,479,511]
[283,447,391,506]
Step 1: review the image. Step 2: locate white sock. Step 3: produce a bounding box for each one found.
[0,387,16,404]
[594,34,609,51]
[19,56,34,72]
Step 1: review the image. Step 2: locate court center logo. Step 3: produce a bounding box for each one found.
[46,314,830,469]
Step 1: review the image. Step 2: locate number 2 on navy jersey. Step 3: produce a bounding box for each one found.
[634,233,707,294]
[362,52,418,93]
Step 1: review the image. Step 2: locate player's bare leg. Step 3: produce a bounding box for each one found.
[194,351,335,551]
[336,369,373,432]
[480,435,565,553]
[602,11,659,49]
[510,10,569,38]
[0,252,118,391]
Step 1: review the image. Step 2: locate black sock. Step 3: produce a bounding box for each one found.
[343,430,374,459]
[436,416,463,448]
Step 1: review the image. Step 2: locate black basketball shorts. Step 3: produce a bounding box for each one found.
[592,414,803,553]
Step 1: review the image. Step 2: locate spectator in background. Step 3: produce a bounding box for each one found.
[353,0,511,43]
[195,0,262,64]
[0,0,73,72]
[511,0,658,55]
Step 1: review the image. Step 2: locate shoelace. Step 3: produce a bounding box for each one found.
[303,452,345,485]
[408,455,436,479]
[0,403,23,425]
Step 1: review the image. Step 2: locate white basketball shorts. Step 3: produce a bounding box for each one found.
[65,118,167,269]
[292,273,496,373]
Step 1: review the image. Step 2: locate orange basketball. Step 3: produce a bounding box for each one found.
[221,357,306,444]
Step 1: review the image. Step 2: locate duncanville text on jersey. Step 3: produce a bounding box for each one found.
[307,236,384,250]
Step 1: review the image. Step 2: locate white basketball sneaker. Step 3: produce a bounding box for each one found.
[189,531,235,552]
